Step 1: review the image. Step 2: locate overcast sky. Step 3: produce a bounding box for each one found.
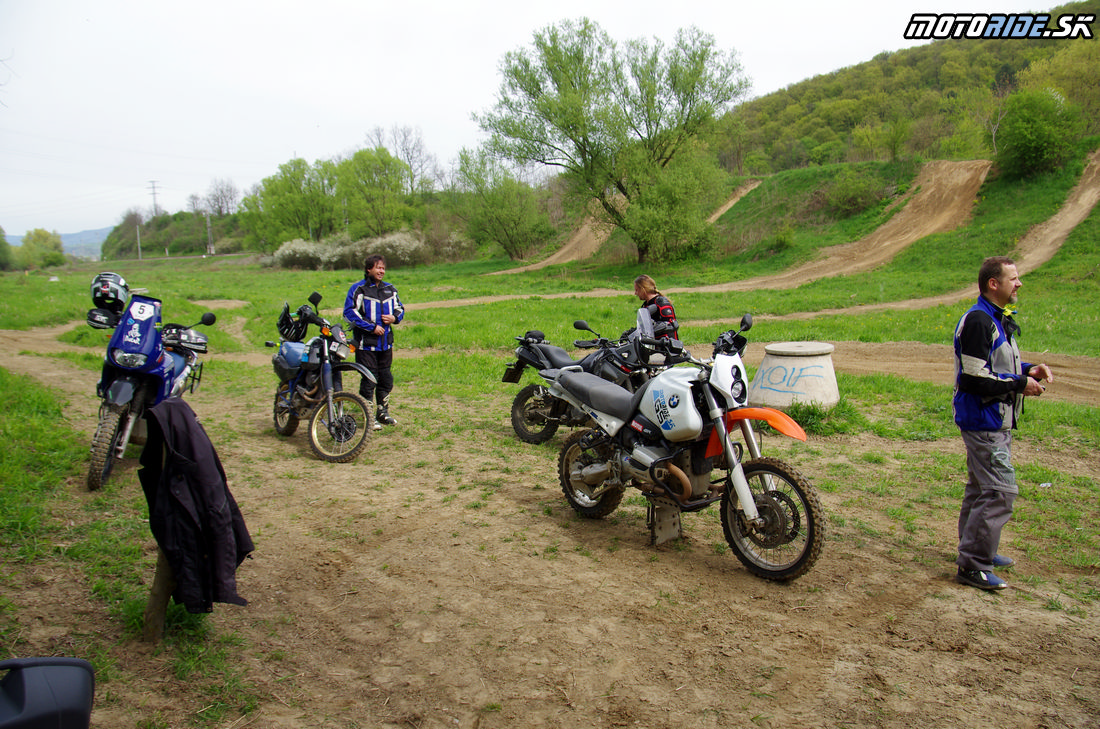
[1,0,1052,236]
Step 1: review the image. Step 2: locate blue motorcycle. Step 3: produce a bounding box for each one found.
[265,291,376,462]
[85,272,216,490]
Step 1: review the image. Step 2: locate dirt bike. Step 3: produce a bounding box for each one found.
[502,320,655,444]
[265,291,376,463]
[543,314,825,581]
[86,291,216,491]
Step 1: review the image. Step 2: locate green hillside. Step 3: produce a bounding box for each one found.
[94,1,1098,264]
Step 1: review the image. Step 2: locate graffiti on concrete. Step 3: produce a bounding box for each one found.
[752,362,827,398]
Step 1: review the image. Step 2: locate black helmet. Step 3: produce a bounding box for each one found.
[91,272,129,314]
[277,302,308,342]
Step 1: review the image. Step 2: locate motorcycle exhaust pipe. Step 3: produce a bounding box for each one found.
[572,462,611,486]
[666,461,693,502]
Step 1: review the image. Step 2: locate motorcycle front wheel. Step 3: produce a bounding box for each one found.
[273,382,299,436]
[86,403,129,491]
[721,457,824,581]
[511,383,560,444]
[307,391,372,463]
[558,429,624,518]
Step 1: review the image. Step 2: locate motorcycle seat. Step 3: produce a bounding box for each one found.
[558,370,635,421]
[534,343,594,370]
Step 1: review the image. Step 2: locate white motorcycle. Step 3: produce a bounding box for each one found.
[542,314,824,581]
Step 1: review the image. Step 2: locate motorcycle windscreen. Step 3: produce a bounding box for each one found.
[705,408,808,458]
[635,306,655,339]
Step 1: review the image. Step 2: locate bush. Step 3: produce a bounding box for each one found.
[996,89,1083,179]
[825,168,884,218]
[273,239,323,269]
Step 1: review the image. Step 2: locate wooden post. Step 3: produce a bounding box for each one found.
[142,549,175,643]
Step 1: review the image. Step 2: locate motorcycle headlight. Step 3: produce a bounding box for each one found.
[112,349,147,368]
[729,364,747,403]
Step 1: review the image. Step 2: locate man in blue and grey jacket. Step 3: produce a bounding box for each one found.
[952,255,1052,590]
[344,254,404,428]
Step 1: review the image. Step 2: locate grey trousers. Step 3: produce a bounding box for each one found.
[957,429,1018,571]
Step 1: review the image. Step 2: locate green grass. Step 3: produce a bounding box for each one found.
[1,147,1098,721]
[0,368,263,722]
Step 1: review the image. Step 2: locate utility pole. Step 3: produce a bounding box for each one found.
[148,180,160,217]
[205,212,215,256]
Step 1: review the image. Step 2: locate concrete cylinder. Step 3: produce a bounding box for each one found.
[747,341,839,409]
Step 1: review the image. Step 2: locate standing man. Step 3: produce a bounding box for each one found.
[344,254,404,429]
[953,256,1052,590]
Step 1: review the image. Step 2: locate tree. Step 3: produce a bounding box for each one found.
[455,148,555,260]
[996,88,1083,179]
[335,147,412,238]
[0,225,12,271]
[240,159,339,249]
[1018,41,1100,134]
[369,125,442,196]
[16,228,65,269]
[477,18,749,263]
[205,178,240,216]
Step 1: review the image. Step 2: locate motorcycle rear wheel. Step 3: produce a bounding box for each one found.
[307,391,372,463]
[511,383,560,444]
[273,382,299,436]
[87,404,129,491]
[721,457,824,581]
[558,429,624,518]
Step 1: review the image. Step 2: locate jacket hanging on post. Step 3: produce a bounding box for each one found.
[139,398,253,613]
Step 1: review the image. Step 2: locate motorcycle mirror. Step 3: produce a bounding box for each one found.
[200,312,217,326]
[573,320,595,333]
[740,313,753,332]
[308,291,323,308]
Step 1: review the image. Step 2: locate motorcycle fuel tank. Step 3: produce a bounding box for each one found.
[638,368,704,441]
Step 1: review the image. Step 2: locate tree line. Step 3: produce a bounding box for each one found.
[77,2,1098,269]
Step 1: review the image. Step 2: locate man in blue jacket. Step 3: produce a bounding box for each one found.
[953,256,1052,590]
[344,255,404,428]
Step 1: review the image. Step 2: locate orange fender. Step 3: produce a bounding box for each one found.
[705,407,807,458]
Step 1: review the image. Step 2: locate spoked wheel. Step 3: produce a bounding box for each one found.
[273,382,299,436]
[721,457,824,581]
[86,403,129,491]
[557,429,624,518]
[307,391,372,462]
[511,383,560,444]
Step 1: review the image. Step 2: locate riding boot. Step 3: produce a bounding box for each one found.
[376,396,397,426]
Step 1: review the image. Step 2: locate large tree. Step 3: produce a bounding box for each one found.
[335,147,412,238]
[477,18,749,262]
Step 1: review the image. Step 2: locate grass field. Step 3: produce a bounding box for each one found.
[1,150,1098,726]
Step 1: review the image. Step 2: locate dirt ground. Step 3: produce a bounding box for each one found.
[3,155,1099,728]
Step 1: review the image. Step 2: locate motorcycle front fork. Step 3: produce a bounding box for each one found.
[704,389,761,523]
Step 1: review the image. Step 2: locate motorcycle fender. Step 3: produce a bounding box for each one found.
[705,407,807,457]
[333,361,378,384]
[104,377,138,407]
